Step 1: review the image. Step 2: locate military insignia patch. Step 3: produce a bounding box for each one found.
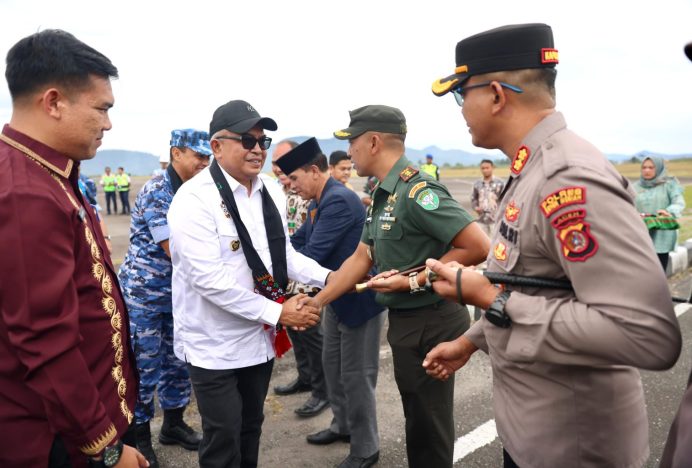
[540,186,586,218]
[504,201,520,222]
[511,146,530,174]
[415,189,439,210]
[399,166,419,182]
[334,130,351,138]
[408,181,427,198]
[231,240,240,251]
[493,242,507,261]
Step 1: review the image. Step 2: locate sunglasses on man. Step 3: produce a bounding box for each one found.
[215,134,272,150]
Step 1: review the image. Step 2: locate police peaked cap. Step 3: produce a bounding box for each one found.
[432,23,558,96]
[275,137,323,175]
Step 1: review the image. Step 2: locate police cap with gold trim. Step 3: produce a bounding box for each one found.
[274,137,323,175]
[333,105,407,140]
[432,23,558,97]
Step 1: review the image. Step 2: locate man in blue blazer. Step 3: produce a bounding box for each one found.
[276,138,384,468]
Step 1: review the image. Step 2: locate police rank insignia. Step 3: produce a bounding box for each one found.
[231,240,241,251]
[504,201,520,222]
[551,209,598,262]
[415,189,439,211]
[511,146,530,175]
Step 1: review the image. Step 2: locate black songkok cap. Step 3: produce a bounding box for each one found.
[432,23,558,96]
[275,137,323,175]
[685,42,692,62]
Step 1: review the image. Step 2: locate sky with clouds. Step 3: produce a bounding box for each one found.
[1,0,691,160]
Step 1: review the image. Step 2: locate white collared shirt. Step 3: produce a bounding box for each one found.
[168,166,330,370]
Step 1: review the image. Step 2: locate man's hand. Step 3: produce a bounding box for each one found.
[115,444,149,467]
[422,335,478,381]
[425,259,498,309]
[280,294,321,329]
[657,209,672,217]
[366,269,409,293]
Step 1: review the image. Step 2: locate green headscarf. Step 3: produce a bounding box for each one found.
[639,156,669,188]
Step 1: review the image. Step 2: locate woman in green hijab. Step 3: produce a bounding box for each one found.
[633,156,685,271]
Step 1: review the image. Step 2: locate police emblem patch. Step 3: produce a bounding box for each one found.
[415,189,439,210]
[231,240,240,251]
[550,209,598,262]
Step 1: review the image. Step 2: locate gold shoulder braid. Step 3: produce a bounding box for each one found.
[0,134,134,451]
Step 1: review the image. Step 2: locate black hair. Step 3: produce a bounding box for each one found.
[329,150,350,166]
[480,159,494,166]
[5,29,118,100]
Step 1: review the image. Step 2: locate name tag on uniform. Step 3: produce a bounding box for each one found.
[379,215,396,222]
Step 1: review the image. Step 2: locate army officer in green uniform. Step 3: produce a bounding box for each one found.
[301,105,489,468]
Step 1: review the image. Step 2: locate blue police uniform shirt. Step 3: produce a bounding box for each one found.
[118,171,175,309]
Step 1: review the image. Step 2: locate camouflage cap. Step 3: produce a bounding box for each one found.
[333,105,407,140]
[170,129,212,156]
[432,23,558,97]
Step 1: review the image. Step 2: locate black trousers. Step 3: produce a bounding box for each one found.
[387,300,470,468]
[503,448,521,468]
[105,191,117,214]
[118,191,130,214]
[287,324,327,399]
[188,360,274,468]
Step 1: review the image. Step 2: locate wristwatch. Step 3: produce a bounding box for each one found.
[485,290,512,328]
[102,440,123,467]
[408,271,426,295]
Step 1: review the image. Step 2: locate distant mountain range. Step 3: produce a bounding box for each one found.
[81,142,691,177]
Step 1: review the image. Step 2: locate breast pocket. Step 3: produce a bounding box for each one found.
[218,225,243,262]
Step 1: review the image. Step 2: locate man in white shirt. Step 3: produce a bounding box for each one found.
[168,99,330,468]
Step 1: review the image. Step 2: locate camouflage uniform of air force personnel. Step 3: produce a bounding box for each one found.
[118,129,211,465]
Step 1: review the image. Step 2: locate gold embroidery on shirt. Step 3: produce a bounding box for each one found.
[1,134,133,424]
[79,423,117,456]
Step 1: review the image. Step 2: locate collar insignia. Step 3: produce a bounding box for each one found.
[510,145,530,175]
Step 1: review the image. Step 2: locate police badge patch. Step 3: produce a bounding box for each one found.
[551,209,598,262]
[415,189,439,211]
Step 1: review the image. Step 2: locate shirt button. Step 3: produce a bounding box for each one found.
[546,142,553,150]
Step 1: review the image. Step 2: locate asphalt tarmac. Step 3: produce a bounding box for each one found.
[99,173,692,467]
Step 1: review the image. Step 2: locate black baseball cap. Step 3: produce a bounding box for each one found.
[333,105,407,140]
[275,137,323,175]
[209,100,278,136]
[432,23,558,97]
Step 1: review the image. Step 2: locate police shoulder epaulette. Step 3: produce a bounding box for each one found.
[399,166,419,182]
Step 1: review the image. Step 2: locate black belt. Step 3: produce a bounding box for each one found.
[388,299,446,314]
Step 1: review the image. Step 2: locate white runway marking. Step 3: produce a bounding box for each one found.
[675,302,691,317]
[453,419,498,463]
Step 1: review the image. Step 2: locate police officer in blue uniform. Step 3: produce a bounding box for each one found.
[118,129,212,467]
